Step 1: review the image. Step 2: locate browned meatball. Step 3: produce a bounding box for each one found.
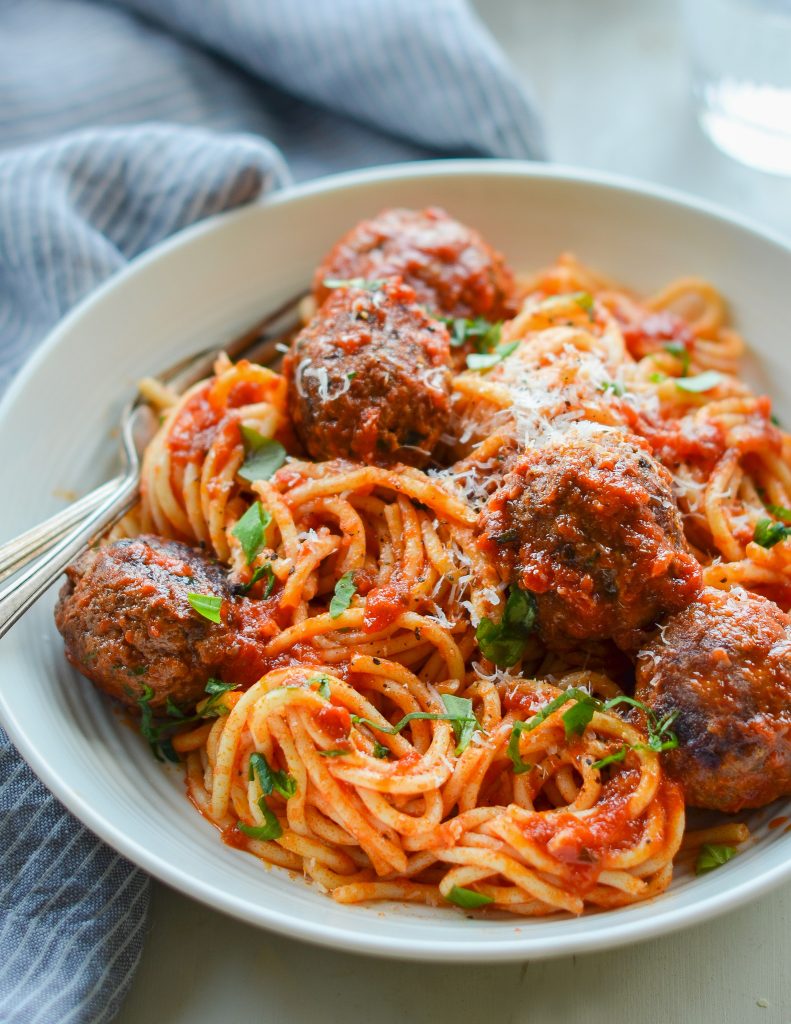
[635,587,791,812]
[477,428,702,649]
[283,278,452,467]
[55,535,232,712]
[313,207,515,321]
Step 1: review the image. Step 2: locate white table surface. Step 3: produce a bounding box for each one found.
[117,3,791,1021]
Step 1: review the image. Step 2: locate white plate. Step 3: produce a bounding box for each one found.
[1,161,790,962]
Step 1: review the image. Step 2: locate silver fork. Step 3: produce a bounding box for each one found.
[0,289,304,639]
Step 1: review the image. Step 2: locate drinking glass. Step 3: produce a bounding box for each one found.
[682,0,791,175]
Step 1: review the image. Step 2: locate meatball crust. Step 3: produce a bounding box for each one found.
[313,207,515,321]
[635,587,791,812]
[54,535,231,712]
[283,278,452,466]
[477,428,702,649]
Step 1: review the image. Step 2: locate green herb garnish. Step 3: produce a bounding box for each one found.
[239,562,276,597]
[695,843,736,875]
[600,380,625,397]
[238,800,282,842]
[439,316,502,352]
[309,674,332,699]
[249,751,297,800]
[466,340,519,372]
[165,697,185,719]
[318,749,351,757]
[329,572,357,618]
[767,504,791,522]
[663,341,691,376]
[507,690,679,775]
[675,371,723,393]
[475,586,537,668]
[506,687,598,775]
[232,501,272,565]
[351,693,479,753]
[446,886,494,909]
[591,746,628,770]
[754,518,791,548]
[187,592,223,623]
[238,426,286,483]
[199,678,241,719]
[372,741,390,759]
[136,685,180,763]
[440,694,478,755]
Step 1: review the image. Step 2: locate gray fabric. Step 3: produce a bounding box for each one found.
[0,2,544,1020]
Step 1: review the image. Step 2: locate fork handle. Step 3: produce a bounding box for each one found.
[0,471,140,642]
[0,476,123,583]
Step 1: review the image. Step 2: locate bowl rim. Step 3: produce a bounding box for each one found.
[2,157,791,962]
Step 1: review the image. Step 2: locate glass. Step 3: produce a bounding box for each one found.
[682,0,791,175]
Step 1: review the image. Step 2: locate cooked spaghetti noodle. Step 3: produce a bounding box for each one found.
[87,230,791,917]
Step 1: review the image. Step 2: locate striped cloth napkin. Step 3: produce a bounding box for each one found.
[0,2,543,1021]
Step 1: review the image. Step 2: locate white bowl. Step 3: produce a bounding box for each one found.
[2,161,790,962]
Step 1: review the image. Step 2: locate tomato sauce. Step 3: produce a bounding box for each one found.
[315,705,351,743]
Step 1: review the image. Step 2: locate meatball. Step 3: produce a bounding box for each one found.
[283,277,452,467]
[55,535,232,712]
[313,207,515,321]
[477,427,702,649]
[635,587,791,812]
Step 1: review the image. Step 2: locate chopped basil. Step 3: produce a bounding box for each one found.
[754,518,791,548]
[308,674,332,699]
[199,678,240,719]
[767,504,791,522]
[675,371,723,393]
[239,562,276,597]
[475,586,537,668]
[136,685,181,763]
[599,696,680,753]
[649,371,666,384]
[466,340,519,372]
[330,572,357,618]
[446,886,494,909]
[440,693,478,755]
[135,677,240,761]
[323,277,385,291]
[372,741,390,759]
[663,341,691,377]
[561,693,598,737]
[591,746,627,770]
[238,425,286,483]
[232,501,272,565]
[695,843,736,875]
[249,751,297,800]
[187,592,223,623]
[439,316,502,352]
[600,380,625,396]
[351,696,479,751]
[238,799,282,841]
[318,749,350,757]
[507,690,679,775]
[507,687,599,774]
[165,697,186,719]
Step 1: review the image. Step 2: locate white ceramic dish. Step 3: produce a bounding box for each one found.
[1,161,790,962]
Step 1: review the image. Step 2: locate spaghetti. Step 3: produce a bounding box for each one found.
[101,238,786,915]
